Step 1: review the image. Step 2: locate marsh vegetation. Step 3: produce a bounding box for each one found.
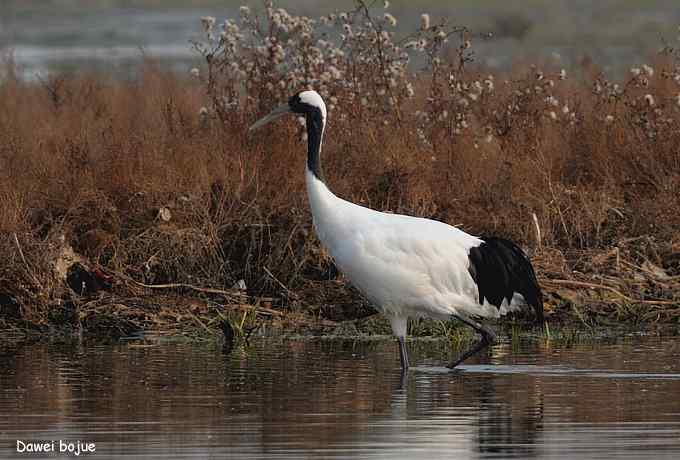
[1,1,679,339]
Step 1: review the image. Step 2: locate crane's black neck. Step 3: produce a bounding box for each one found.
[305,108,325,182]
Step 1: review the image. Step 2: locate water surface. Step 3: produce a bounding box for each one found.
[3,1,680,78]
[1,335,680,458]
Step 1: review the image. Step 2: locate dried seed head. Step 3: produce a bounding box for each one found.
[420,13,430,30]
[201,16,216,32]
[158,207,172,222]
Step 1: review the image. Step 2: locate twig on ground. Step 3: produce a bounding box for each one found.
[263,265,298,299]
[12,233,43,290]
[542,278,677,305]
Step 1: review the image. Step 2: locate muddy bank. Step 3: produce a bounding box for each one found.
[1,233,678,343]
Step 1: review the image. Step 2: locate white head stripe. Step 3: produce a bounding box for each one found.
[298,90,327,121]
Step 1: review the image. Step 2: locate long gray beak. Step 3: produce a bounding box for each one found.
[249,103,291,131]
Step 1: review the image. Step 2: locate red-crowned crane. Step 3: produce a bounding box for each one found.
[250,90,544,370]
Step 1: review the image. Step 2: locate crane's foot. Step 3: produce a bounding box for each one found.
[447,315,496,369]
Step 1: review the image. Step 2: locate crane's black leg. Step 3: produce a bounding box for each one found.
[447,314,496,369]
[398,336,410,370]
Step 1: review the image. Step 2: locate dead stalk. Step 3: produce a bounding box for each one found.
[12,233,43,290]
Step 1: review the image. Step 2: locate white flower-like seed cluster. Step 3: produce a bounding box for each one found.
[189,1,679,149]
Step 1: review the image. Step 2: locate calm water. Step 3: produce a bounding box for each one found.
[2,1,680,79]
[2,335,680,459]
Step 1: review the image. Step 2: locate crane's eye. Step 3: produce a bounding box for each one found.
[288,93,303,111]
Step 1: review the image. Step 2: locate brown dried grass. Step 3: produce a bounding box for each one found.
[0,56,679,330]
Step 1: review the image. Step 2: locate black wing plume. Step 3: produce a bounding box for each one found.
[467,237,544,322]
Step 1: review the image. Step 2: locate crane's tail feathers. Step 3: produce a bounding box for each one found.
[467,237,544,323]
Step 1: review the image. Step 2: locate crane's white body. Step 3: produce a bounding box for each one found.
[306,169,521,338]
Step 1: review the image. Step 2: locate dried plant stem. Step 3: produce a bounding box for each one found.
[621,259,680,282]
[104,267,247,298]
[130,279,248,298]
[188,311,213,334]
[532,212,542,248]
[263,265,296,299]
[542,278,677,306]
[12,233,43,291]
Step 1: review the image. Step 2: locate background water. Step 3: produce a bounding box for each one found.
[1,1,680,79]
[1,335,680,459]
